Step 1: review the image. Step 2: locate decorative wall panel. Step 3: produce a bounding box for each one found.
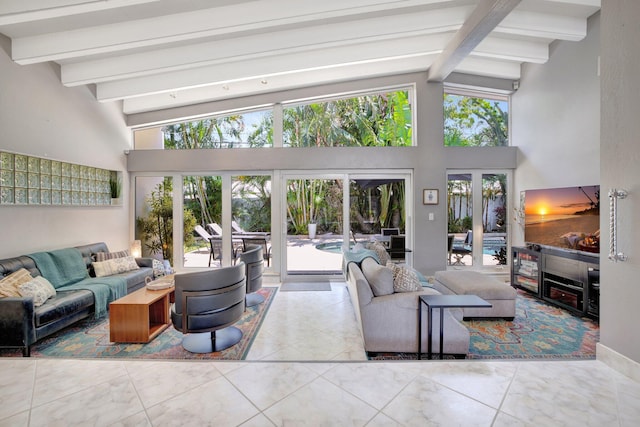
[0,151,115,206]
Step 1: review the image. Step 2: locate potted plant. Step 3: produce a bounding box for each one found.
[110,176,122,205]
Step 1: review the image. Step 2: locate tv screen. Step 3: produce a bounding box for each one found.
[524,185,600,253]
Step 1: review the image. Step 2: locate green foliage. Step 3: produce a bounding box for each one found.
[444,93,508,147]
[283,91,412,147]
[109,177,121,199]
[136,179,196,264]
[232,175,271,232]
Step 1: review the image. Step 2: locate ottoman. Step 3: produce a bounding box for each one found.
[434,271,517,320]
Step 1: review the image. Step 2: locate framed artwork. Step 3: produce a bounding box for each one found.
[423,189,438,205]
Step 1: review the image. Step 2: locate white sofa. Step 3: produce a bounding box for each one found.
[345,255,470,357]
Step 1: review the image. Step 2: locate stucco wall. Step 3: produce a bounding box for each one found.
[600,0,640,364]
[0,36,131,258]
[511,13,601,247]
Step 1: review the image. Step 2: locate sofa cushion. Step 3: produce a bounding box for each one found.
[387,262,421,292]
[92,256,140,277]
[435,270,517,300]
[94,249,130,262]
[0,268,33,297]
[361,258,394,296]
[34,289,94,327]
[18,276,56,307]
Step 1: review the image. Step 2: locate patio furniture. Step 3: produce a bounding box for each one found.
[388,235,408,262]
[194,225,218,267]
[451,230,472,265]
[170,264,246,353]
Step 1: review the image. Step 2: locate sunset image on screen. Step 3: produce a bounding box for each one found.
[524,185,600,251]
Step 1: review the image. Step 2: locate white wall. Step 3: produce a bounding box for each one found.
[0,37,131,258]
[511,14,601,246]
[599,0,640,367]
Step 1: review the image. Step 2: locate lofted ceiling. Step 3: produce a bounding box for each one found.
[0,0,600,120]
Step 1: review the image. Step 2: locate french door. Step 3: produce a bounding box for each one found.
[447,170,510,269]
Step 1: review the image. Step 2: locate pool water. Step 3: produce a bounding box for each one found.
[315,241,349,253]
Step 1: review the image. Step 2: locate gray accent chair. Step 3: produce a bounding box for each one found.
[171,263,246,353]
[239,244,265,307]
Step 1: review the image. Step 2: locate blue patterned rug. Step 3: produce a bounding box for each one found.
[370,290,599,360]
[1,287,276,360]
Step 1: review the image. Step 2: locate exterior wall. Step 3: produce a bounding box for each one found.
[0,36,131,258]
[511,13,601,247]
[599,0,640,365]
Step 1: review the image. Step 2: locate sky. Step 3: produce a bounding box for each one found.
[525,185,599,216]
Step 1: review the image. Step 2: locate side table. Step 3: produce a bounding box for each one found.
[418,294,492,360]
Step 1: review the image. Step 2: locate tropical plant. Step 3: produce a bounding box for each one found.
[109,177,121,199]
[444,93,508,147]
[136,179,196,264]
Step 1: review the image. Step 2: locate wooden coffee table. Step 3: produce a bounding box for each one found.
[109,281,175,343]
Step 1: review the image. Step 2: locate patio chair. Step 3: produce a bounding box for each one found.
[451,230,472,265]
[195,225,239,266]
[194,225,218,267]
[231,220,246,234]
[206,223,223,236]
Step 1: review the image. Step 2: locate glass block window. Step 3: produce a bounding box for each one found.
[0,151,115,206]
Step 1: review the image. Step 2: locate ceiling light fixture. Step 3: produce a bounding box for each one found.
[222,85,230,91]
[261,79,268,85]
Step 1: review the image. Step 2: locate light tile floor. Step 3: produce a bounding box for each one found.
[2,283,640,426]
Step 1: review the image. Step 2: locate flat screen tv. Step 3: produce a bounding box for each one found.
[524,185,600,254]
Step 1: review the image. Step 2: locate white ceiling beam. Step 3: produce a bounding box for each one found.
[473,35,548,63]
[428,0,522,82]
[456,56,522,79]
[10,0,458,64]
[96,36,448,101]
[0,0,159,25]
[497,10,587,41]
[122,55,439,115]
[60,6,469,86]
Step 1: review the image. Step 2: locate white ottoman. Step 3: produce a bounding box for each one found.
[434,271,517,320]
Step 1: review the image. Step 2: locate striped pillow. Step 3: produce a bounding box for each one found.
[0,268,33,297]
[94,249,130,262]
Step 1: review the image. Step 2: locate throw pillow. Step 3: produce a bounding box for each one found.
[18,276,56,307]
[361,258,394,296]
[366,241,390,265]
[387,261,422,292]
[94,249,130,262]
[0,268,33,297]
[92,256,140,277]
[152,259,166,278]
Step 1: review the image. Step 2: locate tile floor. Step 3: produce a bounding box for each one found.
[1,283,640,426]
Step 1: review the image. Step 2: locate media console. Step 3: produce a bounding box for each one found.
[512,246,599,319]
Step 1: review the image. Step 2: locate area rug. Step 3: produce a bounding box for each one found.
[279,282,332,291]
[370,290,599,360]
[1,287,276,360]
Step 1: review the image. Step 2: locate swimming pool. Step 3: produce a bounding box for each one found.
[315,241,349,253]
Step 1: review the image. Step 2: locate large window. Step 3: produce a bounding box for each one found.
[162,109,273,149]
[283,88,413,147]
[444,89,509,147]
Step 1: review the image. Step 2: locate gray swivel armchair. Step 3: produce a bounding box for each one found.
[239,244,265,307]
[171,263,246,353]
